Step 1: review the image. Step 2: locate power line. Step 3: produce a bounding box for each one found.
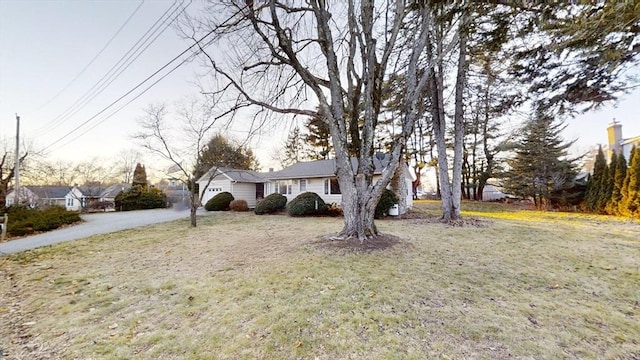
[36,0,145,111]
[32,0,186,136]
[40,24,218,154]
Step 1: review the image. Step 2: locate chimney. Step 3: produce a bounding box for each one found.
[606,118,622,159]
[269,167,274,172]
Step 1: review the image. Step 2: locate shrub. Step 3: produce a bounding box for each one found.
[114,185,167,211]
[5,205,81,237]
[375,189,399,219]
[325,203,344,217]
[254,193,287,215]
[229,199,249,212]
[205,192,234,211]
[287,192,328,216]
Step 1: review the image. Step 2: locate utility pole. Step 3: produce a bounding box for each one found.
[14,114,20,205]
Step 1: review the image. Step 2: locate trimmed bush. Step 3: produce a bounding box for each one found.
[287,192,328,216]
[5,205,81,237]
[229,199,249,212]
[114,185,167,211]
[254,193,287,215]
[375,189,399,219]
[205,192,234,211]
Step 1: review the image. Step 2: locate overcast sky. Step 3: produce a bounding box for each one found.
[1,0,638,175]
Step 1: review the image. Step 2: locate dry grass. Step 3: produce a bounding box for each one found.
[1,201,639,359]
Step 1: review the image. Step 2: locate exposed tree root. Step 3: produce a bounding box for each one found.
[316,233,403,253]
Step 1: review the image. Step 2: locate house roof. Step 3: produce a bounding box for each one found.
[100,184,131,198]
[197,167,267,183]
[267,156,393,180]
[197,155,412,183]
[79,185,107,197]
[26,186,75,199]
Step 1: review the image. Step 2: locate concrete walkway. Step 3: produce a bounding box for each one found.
[0,208,199,255]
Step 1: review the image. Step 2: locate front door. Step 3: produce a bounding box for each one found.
[256,183,264,200]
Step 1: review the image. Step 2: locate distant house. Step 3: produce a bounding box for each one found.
[606,119,640,161]
[582,120,640,173]
[197,157,414,212]
[5,186,84,211]
[99,183,131,204]
[158,178,190,207]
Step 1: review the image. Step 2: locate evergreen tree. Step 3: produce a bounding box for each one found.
[132,163,148,188]
[196,134,259,179]
[584,146,607,212]
[619,146,640,218]
[502,110,578,209]
[605,153,627,215]
[597,152,617,212]
[281,126,305,167]
[304,114,332,160]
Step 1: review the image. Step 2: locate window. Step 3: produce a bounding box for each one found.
[67,198,73,207]
[275,180,293,195]
[330,178,341,194]
[299,179,307,192]
[324,178,341,195]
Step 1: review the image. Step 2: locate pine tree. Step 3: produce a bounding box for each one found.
[596,152,617,212]
[605,153,627,215]
[304,114,333,160]
[196,134,260,178]
[584,146,607,212]
[619,146,640,218]
[281,126,305,167]
[502,110,578,209]
[132,163,148,188]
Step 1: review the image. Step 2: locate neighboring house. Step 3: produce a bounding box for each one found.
[581,120,639,173]
[197,157,414,212]
[158,178,190,207]
[5,186,84,211]
[99,183,132,203]
[606,119,640,162]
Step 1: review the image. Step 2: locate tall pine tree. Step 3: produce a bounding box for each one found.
[502,110,578,209]
[605,153,627,215]
[619,146,640,218]
[132,163,148,188]
[584,146,607,212]
[597,152,617,212]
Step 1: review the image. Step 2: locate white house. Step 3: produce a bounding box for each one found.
[266,157,414,211]
[198,168,267,208]
[606,119,640,162]
[197,157,414,212]
[5,186,84,211]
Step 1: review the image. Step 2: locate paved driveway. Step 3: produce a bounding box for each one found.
[0,208,200,255]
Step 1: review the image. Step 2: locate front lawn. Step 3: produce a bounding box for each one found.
[1,201,638,359]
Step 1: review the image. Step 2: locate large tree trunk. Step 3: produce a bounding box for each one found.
[450,9,468,220]
[392,164,408,214]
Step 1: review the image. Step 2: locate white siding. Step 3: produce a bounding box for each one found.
[199,179,233,206]
[266,175,413,210]
[230,182,259,208]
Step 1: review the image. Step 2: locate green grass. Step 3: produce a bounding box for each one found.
[1,202,639,359]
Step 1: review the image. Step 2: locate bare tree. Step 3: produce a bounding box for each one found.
[113,149,142,184]
[188,1,437,241]
[0,150,28,206]
[135,98,224,227]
